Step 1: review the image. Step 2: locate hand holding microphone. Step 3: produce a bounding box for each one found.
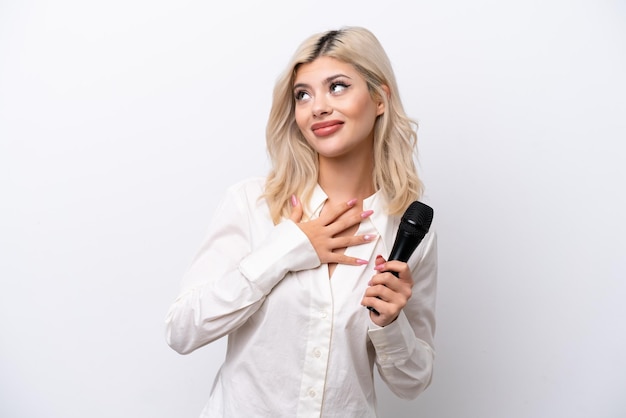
[363,201,433,325]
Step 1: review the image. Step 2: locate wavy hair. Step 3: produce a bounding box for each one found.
[263,26,423,224]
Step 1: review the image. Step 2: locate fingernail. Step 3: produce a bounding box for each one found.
[363,234,375,241]
[291,195,298,207]
[356,259,368,265]
[361,210,374,218]
[347,198,357,206]
[374,263,385,271]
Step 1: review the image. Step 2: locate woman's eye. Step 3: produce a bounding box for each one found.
[295,90,311,101]
[330,82,349,94]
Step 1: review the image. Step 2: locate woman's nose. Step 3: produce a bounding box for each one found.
[312,97,332,118]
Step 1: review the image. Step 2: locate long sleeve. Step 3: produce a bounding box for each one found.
[367,229,438,399]
[165,180,320,355]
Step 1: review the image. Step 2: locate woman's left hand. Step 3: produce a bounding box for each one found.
[361,255,414,327]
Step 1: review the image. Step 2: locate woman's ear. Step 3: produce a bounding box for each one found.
[376,85,391,116]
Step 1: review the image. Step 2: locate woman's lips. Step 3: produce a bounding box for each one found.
[311,120,343,137]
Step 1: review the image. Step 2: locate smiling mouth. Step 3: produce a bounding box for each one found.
[311,121,344,136]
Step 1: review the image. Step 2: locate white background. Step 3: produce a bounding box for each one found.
[1,1,625,417]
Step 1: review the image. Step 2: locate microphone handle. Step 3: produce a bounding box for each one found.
[367,230,425,313]
[386,230,425,277]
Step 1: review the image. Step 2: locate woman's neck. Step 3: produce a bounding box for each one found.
[318,154,376,203]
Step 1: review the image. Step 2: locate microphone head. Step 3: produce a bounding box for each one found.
[400,201,434,235]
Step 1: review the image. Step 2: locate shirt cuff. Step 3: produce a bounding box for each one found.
[238,220,320,294]
[367,311,417,365]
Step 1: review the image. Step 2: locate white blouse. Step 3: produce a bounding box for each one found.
[165,177,437,418]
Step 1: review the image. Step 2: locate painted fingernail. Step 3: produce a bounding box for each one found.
[374,263,385,271]
[356,259,368,265]
[291,195,298,207]
[361,210,374,218]
[347,198,357,206]
[363,234,376,241]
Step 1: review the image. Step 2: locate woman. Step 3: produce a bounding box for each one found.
[166,26,437,417]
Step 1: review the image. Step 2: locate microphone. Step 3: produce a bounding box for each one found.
[387,200,434,275]
[367,200,434,315]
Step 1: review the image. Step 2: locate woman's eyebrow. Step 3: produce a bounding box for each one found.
[293,74,352,90]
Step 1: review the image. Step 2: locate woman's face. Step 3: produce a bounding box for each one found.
[293,56,384,161]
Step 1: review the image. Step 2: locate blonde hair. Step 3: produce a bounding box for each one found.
[263,26,423,224]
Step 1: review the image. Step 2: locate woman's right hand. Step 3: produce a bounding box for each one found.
[289,196,375,266]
